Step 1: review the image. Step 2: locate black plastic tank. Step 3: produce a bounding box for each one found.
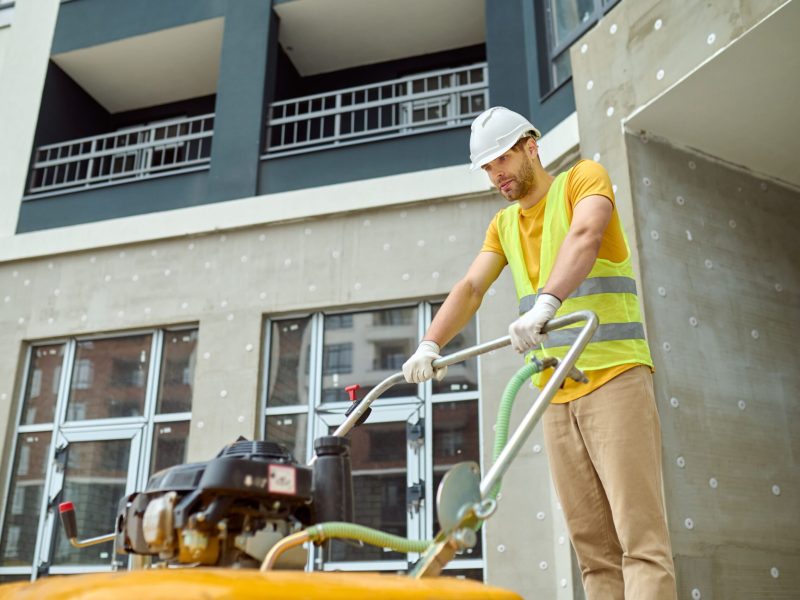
[312,436,354,524]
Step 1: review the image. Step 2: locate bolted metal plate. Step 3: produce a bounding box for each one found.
[435,461,481,534]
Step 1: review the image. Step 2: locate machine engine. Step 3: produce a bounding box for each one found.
[107,436,352,568]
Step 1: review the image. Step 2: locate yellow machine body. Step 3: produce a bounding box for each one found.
[0,569,522,600]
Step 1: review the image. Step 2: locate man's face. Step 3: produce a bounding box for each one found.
[481,141,535,201]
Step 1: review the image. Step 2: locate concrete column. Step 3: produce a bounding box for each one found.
[206,0,278,204]
[0,0,60,238]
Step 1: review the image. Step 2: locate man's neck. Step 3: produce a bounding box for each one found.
[517,166,554,211]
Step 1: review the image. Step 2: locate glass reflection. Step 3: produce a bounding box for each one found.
[267,317,312,408]
[0,433,51,566]
[21,344,64,425]
[326,422,408,562]
[432,400,482,559]
[150,421,190,476]
[266,414,308,463]
[156,330,197,414]
[431,303,478,394]
[66,335,152,421]
[53,439,131,565]
[321,308,417,403]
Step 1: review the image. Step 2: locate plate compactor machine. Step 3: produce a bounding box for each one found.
[0,312,597,600]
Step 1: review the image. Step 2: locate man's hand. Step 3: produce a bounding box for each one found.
[508,294,562,353]
[402,341,448,383]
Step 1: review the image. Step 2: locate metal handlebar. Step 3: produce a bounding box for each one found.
[330,310,599,446]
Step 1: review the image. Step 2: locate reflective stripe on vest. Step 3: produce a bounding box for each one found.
[543,322,646,349]
[518,275,638,315]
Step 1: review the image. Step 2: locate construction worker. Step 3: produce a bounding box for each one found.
[402,106,677,599]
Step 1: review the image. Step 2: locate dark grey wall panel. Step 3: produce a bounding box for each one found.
[16,172,209,233]
[485,0,574,135]
[257,128,469,195]
[207,0,275,203]
[33,62,111,149]
[52,0,227,54]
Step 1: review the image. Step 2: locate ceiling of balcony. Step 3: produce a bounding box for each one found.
[625,0,800,189]
[273,0,486,76]
[51,17,223,114]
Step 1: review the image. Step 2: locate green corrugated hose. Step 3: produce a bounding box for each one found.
[307,360,541,553]
[306,522,430,553]
[488,360,542,499]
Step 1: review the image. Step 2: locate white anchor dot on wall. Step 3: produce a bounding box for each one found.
[676,456,686,468]
[774,283,783,292]
[363,219,371,227]
[704,259,713,269]
[657,286,666,297]
[686,230,693,241]
[654,19,663,30]
[656,69,665,81]
[709,477,718,489]
[331,250,341,259]
[259,234,266,242]
[771,567,780,579]
[688,161,696,170]
[612,184,618,193]
[738,400,746,411]
[650,230,659,241]
[245,344,254,352]
[238,415,245,423]
[220,390,228,398]
[304,228,312,235]
[670,397,679,408]
[533,444,542,454]
[609,23,617,34]
[353,282,362,290]
[692,589,702,600]
[662,342,671,353]
[643,177,652,187]
[417,240,425,247]
[772,484,781,496]
[259,291,267,300]
[586,80,594,91]
[181,302,189,310]
[539,561,548,571]
[684,517,694,530]
[689,317,698,327]
[536,512,545,521]
[188,243,195,250]
[707,33,716,45]
[751,329,760,340]
[401,273,410,281]
[203,352,211,360]
[432,272,440,280]
[497,545,506,553]
[240,255,248,263]
[580,43,588,54]
[383,243,391,251]
[284,258,292,268]
[606,106,615,117]
[592,152,601,162]
[308,284,317,292]
[197,421,204,429]
[676,195,685,206]
[448,235,457,242]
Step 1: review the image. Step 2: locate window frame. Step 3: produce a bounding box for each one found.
[261,301,486,578]
[541,0,622,95]
[0,325,197,581]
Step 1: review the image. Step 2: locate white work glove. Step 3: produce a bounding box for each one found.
[508,294,562,353]
[402,341,448,383]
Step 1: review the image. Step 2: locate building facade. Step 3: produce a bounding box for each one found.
[0,0,797,598]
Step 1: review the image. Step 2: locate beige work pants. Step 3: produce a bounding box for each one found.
[542,366,677,600]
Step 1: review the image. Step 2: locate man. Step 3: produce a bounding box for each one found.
[402,106,677,599]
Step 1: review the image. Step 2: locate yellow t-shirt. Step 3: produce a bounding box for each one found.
[481,159,638,403]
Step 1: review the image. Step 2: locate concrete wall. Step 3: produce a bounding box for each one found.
[628,134,799,598]
[0,188,574,597]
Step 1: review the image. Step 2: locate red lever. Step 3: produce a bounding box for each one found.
[345,384,361,402]
[59,501,75,513]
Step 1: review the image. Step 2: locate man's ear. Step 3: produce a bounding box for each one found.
[525,137,539,160]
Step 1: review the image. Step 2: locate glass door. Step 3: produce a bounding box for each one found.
[315,403,425,572]
[37,427,143,575]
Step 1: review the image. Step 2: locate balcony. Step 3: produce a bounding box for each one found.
[25,114,214,199]
[263,63,488,158]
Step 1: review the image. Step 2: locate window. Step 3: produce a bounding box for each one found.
[263,302,484,577]
[0,327,197,581]
[541,0,621,93]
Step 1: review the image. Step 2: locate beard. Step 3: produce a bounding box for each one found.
[500,158,535,201]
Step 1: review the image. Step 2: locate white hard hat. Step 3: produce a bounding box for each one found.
[469,106,541,170]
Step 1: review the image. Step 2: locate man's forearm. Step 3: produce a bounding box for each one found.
[423,279,484,348]
[541,229,602,302]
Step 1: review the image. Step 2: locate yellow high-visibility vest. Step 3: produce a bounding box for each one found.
[495,169,653,387]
